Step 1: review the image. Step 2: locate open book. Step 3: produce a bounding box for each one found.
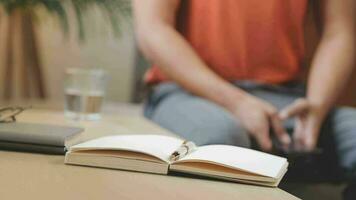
[65,134,288,187]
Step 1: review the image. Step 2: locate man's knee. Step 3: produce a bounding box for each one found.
[332,107,356,173]
[148,94,251,148]
[201,119,251,148]
[154,111,251,148]
[339,112,356,196]
[170,118,251,147]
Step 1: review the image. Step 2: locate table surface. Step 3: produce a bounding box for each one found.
[0,103,299,200]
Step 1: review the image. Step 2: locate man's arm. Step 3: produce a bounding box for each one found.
[133,0,244,113]
[279,0,355,150]
[132,0,291,151]
[307,0,355,117]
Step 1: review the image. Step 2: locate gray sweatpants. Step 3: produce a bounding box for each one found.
[144,82,356,177]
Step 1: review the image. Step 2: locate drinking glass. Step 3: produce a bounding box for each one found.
[64,68,108,120]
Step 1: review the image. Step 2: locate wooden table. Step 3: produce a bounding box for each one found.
[0,103,300,200]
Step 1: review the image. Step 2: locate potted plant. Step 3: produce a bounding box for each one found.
[0,0,130,99]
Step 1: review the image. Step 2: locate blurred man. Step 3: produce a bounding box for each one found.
[133,0,356,198]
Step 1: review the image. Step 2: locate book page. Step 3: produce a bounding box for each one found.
[175,145,287,178]
[69,134,184,162]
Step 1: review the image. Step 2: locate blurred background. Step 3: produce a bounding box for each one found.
[0,0,355,106]
[0,0,138,103]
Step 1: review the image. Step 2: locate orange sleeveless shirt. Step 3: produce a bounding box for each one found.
[145,0,308,84]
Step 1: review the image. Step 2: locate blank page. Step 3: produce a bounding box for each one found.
[70,134,183,162]
[176,145,287,178]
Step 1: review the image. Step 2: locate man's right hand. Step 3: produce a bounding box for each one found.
[230,94,291,151]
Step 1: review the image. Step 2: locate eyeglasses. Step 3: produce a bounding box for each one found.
[0,106,31,123]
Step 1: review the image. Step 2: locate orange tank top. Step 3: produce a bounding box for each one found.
[145,0,308,84]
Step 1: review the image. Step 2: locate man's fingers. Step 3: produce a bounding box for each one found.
[255,131,272,151]
[293,118,305,151]
[279,98,309,120]
[270,114,291,146]
[305,135,316,151]
[252,121,272,151]
[293,117,319,151]
[304,122,319,151]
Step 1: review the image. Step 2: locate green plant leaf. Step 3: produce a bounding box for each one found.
[0,0,131,42]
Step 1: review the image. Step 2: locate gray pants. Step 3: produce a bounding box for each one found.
[144,82,356,177]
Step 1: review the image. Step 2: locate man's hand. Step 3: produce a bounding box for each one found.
[232,95,291,151]
[279,98,326,151]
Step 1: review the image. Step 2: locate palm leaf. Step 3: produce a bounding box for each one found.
[0,0,131,41]
[40,1,69,37]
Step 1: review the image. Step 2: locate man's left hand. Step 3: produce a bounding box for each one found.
[279,98,326,151]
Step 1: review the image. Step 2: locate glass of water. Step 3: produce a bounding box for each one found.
[64,68,108,120]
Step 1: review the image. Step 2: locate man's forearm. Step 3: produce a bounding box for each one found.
[307,0,356,118]
[137,24,248,112]
[307,32,355,118]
